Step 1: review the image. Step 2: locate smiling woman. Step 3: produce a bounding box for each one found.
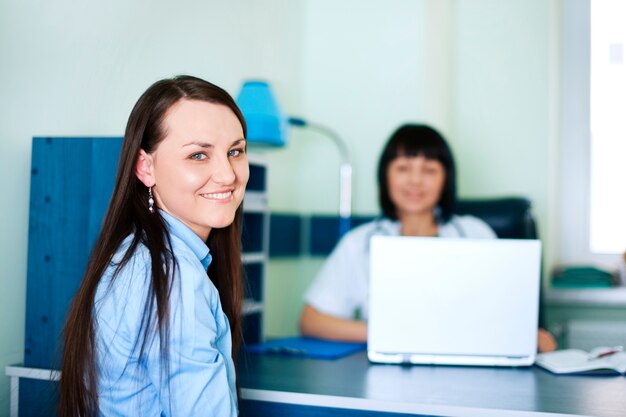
[58,76,248,417]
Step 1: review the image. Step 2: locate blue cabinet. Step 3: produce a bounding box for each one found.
[241,154,269,345]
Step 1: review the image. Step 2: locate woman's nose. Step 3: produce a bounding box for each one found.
[212,156,236,185]
[408,169,423,184]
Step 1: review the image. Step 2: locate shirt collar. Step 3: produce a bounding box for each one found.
[159,210,212,269]
[377,217,401,235]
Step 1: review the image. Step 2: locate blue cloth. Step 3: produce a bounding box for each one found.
[94,211,237,416]
[246,337,366,360]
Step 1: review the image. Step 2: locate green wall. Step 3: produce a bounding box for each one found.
[450,0,559,273]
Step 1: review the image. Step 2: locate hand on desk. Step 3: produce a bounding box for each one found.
[300,305,368,342]
[537,328,557,353]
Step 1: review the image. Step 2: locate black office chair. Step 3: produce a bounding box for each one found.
[455,197,546,329]
[455,197,538,239]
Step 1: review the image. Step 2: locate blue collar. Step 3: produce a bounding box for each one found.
[159,211,212,270]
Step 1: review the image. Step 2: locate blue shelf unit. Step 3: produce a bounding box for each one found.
[20,137,268,416]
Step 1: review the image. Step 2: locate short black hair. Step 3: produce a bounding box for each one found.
[377,124,457,222]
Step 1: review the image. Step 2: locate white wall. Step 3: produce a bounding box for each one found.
[0,0,304,412]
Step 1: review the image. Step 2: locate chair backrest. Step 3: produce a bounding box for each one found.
[455,197,537,239]
[455,197,545,328]
[302,197,539,256]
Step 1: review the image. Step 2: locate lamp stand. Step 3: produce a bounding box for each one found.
[289,118,352,237]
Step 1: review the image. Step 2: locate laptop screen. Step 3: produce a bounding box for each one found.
[368,236,541,366]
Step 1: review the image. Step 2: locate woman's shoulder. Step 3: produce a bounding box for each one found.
[99,235,151,294]
[450,214,488,227]
[324,218,399,259]
[444,214,497,238]
[340,218,398,242]
[95,236,153,332]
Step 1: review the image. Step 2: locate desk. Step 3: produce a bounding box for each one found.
[239,351,626,417]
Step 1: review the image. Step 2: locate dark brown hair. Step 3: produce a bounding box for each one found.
[58,75,246,417]
[377,124,457,222]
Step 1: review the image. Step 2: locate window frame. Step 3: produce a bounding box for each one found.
[559,0,622,267]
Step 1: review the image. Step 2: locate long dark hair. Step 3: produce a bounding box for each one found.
[58,75,246,417]
[377,124,457,222]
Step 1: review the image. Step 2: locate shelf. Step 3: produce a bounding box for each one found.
[243,191,268,212]
[242,252,265,263]
[5,365,59,381]
[243,300,264,315]
[544,287,626,307]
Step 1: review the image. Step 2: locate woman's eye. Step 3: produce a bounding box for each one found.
[228,148,244,158]
[191,152,207,160]
[424,165,441,175]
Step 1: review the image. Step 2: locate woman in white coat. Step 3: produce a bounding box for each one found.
[299,124,556,352]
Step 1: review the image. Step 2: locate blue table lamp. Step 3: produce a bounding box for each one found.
[236,80,352,236]
[236,80,289,147]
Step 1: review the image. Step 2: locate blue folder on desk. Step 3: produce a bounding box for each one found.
[246,337,366,360]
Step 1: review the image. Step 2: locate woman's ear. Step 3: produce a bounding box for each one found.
[135,149,156,187]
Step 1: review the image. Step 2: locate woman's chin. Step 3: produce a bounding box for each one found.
[397,205,436,218]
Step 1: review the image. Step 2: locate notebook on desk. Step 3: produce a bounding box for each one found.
[367,236,542,366]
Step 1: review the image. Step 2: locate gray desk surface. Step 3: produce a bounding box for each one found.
[239,351,626,417]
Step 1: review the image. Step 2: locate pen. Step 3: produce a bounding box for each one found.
[588,346,623,360]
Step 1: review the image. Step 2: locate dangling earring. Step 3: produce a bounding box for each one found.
[148,187,155,213]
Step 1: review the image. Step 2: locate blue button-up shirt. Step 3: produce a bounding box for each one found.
[94,211,237,416]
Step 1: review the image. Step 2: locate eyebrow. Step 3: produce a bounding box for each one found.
[183,138,246,148]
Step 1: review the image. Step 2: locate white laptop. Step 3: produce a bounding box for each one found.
[368,236,542,366]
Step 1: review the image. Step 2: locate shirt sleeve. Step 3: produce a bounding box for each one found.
[304,230,368,320]
[145,254,237,417]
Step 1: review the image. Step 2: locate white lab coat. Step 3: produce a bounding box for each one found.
[304,215,496,321]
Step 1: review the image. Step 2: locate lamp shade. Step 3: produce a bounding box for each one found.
[236,80,289,147]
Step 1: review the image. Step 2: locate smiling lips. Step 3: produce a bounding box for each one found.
[201,191,234,201]
[404,191,426,200]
